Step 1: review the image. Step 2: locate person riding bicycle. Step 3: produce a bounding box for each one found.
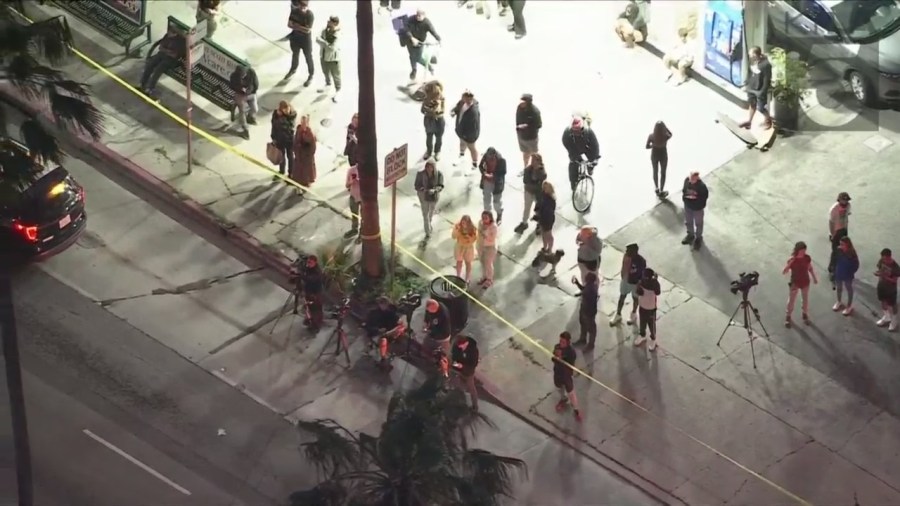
[365,296,406,371]
[423,299,452,358]
[562,117,600,192]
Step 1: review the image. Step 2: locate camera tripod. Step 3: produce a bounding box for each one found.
[269,289,306,336]
[318,312,352,366]
[717,294,770,369]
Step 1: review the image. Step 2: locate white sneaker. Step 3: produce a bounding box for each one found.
[890,316,899,332]
[832,302,843,311]
[634,336,647,347]
[626,312,636,325]
[842,306,853,316]
[876,313,891,327]
[648,339,657,351]
[609,314,622,326]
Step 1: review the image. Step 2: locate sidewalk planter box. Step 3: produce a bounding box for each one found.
[769,47,809,133]
[772,96,800,131]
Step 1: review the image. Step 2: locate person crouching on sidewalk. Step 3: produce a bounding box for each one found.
[833,236,859,316]
[875,248,900,331]
[553,332,583,422]
[452,215,478,285]
[634,268,661,351]
[477,211,498,288]
[782,241,817,328]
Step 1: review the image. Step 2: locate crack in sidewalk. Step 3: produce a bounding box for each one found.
[98,267,263,307]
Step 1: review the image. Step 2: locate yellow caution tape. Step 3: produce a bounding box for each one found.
[14,8,811,504]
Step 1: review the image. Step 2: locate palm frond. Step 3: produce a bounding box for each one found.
[288,481,347,506]
[46,83,103,140]
[18,118,64,165]
[0,137,44,202]
[461,449,528,504]
[3,53,65,89]
[297,419,363,479]
[22,15,74,65]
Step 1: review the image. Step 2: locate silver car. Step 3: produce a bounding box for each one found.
[768,0,900,106]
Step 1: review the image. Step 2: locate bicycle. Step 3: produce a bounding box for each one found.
[571,159,597,213]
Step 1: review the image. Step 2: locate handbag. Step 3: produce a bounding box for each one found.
[266,142,283,165]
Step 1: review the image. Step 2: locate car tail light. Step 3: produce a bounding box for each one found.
[78,186,85,201]
[13,221,39,242]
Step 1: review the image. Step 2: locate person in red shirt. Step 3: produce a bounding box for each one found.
[782,241,818,328]
[875,248,900,331]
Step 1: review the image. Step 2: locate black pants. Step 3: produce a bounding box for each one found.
[828,228,848,280]
[578,312,597,346]
[651,147,668,191]
[380,0,402,8]
[568,160,582,191]
[425,117,446,156]
[510,0,526,34]
[407,45,423,73]
[304,293,324,328]
[639,307,657,338]
[289,36,314,77]
[275,139,293,175]
[498,0,509,8]
[140,53,178,91]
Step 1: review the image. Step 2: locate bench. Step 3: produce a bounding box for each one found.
[150,16,248,113]
[52,0,152,57]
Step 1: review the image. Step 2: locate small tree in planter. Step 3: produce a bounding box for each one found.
[769,47,811,131]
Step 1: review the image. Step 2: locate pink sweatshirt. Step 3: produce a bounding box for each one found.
[346,165,361,202]
[478,222,498,248]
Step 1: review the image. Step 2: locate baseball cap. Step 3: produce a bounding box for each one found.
[520,93,533,102]
[837,192,851,201]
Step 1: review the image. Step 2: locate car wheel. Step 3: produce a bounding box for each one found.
[848,71,875,107]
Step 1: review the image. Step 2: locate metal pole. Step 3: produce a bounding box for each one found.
[390,183,397,291]
[185,32,193,175]
[1,274,33,506]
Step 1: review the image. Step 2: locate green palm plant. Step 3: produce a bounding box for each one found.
[291,377,527,506]
[0,8,104,194]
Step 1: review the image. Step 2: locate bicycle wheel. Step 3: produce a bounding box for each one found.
[572,175,595,213]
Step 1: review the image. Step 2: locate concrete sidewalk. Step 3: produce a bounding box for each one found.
[16,0,900,504]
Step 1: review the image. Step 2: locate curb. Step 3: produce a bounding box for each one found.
[4,90,681,505]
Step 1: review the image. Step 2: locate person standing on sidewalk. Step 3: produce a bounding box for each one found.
[827,192,852,284]
[229,65,259,140]
[285,0,315,88]
[507,0,527,39]
[414,161,444,240]
[576,226,602,284]
[782,241,818,328]
[451,334,480,411]
[536,181,557,253]
[344,113,359,167]
[344,163,361,239]
[515,94,542,170]
[552,332,583,422]
[875,248,900,331]
[646,121,672,198]
[572,272,599,350]
[403,10,441,81]
[424,299,452,358]
[515,154,546,234]
[833,236,859,316]
[634,268,661,351]
[477,211,498,288]
[452,215,478,285]
[270,101,296,181]
[682,171,709,251]
[740,47,773,129]
[479,148,507,224]
[291,114,317,190]
[451,90,481,170]
[421,81,446,161]
[611,243,645,326]
[195,0,220,38]
[316,16,342,103]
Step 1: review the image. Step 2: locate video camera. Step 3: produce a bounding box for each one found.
[730,271,760,296]
[329,297,351,320]
[397,290,422,314]
[289,255,311,291]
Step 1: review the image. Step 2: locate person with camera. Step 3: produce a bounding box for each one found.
[299,255,325,331]
[552,332,583,422]
[782,241,817,328]
[423,299,452,358]
[572,271,599,350]
[365,296,405,371]
[611,243,645,326]
[451,334,480,411]
[634,268,661,351]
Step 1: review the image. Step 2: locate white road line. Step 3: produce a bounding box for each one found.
[82,429,192,496]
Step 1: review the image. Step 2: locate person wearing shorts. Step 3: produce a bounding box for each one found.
[741,46,773,129]
[515,93,542,169]
[875,248,900,331]
[552,332,582,422]
[452,215,478,285]
[611,243,646,326]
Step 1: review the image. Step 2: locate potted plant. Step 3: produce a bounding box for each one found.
[768,47,810,131]
[317,246,356,296]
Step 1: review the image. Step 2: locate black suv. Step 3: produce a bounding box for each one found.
[0,137,86,261]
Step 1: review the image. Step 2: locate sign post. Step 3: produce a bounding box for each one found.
[184,19,207,175]
[383,144,409,289]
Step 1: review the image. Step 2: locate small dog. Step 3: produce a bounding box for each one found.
[531,249,566,271]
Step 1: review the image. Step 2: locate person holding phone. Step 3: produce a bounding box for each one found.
[345,163,361,238]
[782,241,818,328]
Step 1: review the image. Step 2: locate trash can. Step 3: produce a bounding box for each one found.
[429,275,469,335]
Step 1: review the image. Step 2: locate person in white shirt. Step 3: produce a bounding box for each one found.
[634,268,661,351]
[827,192,851,283]
[477,211,499,288]
[344,164,361,238]
[663,27,694,85]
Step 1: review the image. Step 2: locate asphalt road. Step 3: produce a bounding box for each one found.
[5,268,314,506]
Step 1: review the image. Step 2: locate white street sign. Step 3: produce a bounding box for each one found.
[190,19,208,43]
[189,43,205,67]
[384,144,408,188]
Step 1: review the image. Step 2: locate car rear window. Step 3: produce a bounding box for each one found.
[18,167,79,223]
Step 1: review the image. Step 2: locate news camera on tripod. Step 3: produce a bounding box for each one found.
[289,254,325,332]
[363,291,419,371]
[718,271,769,368]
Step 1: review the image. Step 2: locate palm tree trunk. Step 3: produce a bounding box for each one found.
[0,273,33,506]
[356,0,383,279]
